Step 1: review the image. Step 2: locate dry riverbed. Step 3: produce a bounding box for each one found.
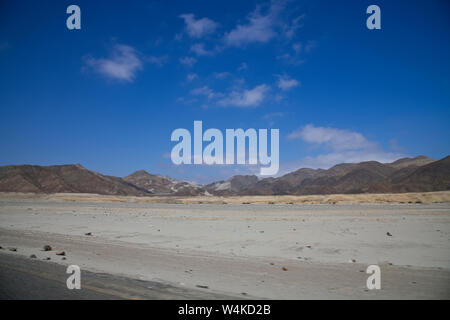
[0,194,449,299]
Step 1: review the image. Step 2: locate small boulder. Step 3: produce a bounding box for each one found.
[55,251,65,256]
[30,254,37,259]
[282,267,288,271]
[43,245,52,251]
[386,232,392,237]
[196,285,209,289]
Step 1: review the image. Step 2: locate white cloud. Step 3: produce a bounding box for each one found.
[218,84,270,107]
[190,43,214,56]
[288,124,372,151]
[186,73,198,82]
[190,86,218,99]
[286,124,404,171]
[237,62,248,71]
[214,72,230,79]
[283,15,304,39]
[276,74,300,91]
[146,55,168,67]
[179,56,197,67]
[223,2,284,47]
[292,42,302,54]
[304,40,317,53]
[276,52,304,66]
[262,112,286,120]
[179,14,218,38]
[85,44,143,82]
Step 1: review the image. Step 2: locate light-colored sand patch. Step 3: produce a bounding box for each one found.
[1,190,450,204]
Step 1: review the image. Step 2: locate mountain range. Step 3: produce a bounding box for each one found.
[0,155,449,196]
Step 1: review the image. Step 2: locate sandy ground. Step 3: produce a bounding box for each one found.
[0,194,449,299]
[1,190,450,204]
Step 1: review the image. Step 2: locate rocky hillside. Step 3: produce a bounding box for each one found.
[0,164,149,196]
[1,155,449,196]
[124,170,205,196]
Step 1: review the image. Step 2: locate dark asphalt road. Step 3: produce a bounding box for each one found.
[0,252,237,300]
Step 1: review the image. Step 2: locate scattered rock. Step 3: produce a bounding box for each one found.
[241,292,248,296]
[386,232,392,237]
[84,232,92,236]
[306,245,312,249]
[196,285,209,289]
[8,247,17,252]
[43,245,52,251]
[259,231,264,233]
[62,257,66,260]
[282,267,288,271]
[0,245,3,249]
[270,262,274,265]
[44,257,51,260]
[30,254,37,259]
[55,251,65,256]
[350,259,356,263]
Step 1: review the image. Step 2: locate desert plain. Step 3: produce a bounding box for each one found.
[0,191,449,299]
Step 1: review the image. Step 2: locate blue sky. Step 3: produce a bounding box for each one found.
[0,0,449,183]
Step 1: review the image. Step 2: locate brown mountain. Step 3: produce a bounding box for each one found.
[387,155,450,192]
[0,164,149,196]
[1,155,448,197]
[208,155,447,196]
[124,170,205,196]
[205,175,259,196]
[388,155,435,169]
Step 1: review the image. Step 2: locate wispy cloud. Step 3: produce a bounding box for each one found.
[276,74,300,91]
[179,14,218,38]
[277,39,316,66]
[237,62,248,71]
[190,43,215,56]
[214,72,231,79]
[145,55,168,67]
[262,112,286,120]
[85,44,143,82]
[223,1,284,47]
[179,56,197,67]
[304,40,317,53]
[286,124,403,170]
[218,84,270,107]
[190,86,220,99]
[292,42,302,53]
[186,73,198,82]
[288,124,374,151]
[283,15,304,39]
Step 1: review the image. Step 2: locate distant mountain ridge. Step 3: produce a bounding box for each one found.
[0,155,449,196]
[124,170,204,196]
[0,164,148,196]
